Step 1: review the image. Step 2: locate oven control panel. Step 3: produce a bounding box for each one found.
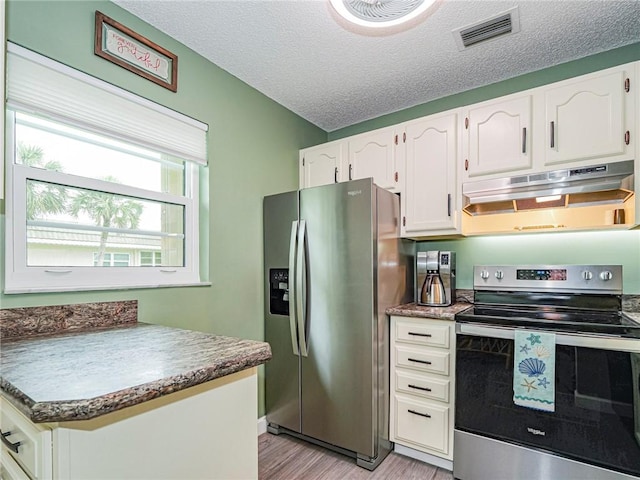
[474,265,622,293]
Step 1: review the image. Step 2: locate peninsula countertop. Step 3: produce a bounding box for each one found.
[0,322,272,423]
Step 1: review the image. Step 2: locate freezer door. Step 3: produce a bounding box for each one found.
[299,179,377,457]
[264,190,301,432]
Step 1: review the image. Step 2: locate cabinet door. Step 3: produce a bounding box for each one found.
[299,142,343,189]
[464,95,532,178]
[348,127,400,192]
[403,113,458,236]
[544,68,631,167]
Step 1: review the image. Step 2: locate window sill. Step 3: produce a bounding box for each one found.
[4,282,212,295]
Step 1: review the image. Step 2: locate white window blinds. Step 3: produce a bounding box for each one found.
[6,43,208,165]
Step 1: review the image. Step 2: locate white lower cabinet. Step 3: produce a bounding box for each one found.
[390,316,455,462]
[0,368,259,480]
[0,398,52,480]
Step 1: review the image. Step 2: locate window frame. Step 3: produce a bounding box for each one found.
[5,108,203,294]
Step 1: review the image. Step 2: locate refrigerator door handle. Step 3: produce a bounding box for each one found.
[288,220,300,356]
[296,219,309,357]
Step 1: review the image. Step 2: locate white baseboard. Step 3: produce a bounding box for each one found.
[257,416,267,435]
[393,443,453,471]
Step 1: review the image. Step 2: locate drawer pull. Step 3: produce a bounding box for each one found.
[408,358,432,365]
[408,384,432,392]
[408,331,432,338]
[1,430,21,454]
[408,409,431,419]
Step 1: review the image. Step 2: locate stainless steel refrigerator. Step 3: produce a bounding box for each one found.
[263,178,412,470]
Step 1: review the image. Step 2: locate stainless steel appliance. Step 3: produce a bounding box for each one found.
[263,178,412,470]
[454,265,640,480]
[462,159,634,215]
[416,251,455,306]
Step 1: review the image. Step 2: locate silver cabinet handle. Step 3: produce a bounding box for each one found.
[288,221,299,356]
[296,220,309,357]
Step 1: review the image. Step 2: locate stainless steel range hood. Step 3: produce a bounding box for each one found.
[463,160,634,216]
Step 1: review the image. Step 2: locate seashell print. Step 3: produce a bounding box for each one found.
[518,357,546,377]
[534,345,551,359]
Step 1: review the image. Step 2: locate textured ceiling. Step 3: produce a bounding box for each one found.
[112,0,640,132]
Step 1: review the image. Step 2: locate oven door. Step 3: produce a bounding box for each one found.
[455,323,640,479]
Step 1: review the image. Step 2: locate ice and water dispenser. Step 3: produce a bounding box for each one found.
[269,268,289,315]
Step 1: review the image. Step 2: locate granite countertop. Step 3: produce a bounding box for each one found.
[0,323,272,423]
[386,302,472,320]
[624,311,640,324]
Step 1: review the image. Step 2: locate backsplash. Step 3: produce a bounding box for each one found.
[622,295,640,313]
[0,301,137,340]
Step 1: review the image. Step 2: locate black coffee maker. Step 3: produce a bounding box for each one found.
[416,251,456,306]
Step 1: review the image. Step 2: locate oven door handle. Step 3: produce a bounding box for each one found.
[456,323,640,353]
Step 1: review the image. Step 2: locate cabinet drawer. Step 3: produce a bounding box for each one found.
[395,345,449,376]
[0,450,30,480]
[393,395,449,454]
[395,320,450,348]
[395,369,449,403]
[0,398,51,480]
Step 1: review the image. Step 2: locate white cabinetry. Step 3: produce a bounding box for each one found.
[347,126,402,193]
[0,399,52,480]
[402,112,460,237]
[462,62,635,182]
[390,316,455,463]
[543,65,634,167]
[299,141,344,188]
[463,95,532,179]
[0,368,258,480]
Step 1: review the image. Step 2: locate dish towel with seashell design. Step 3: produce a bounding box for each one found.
[513,330,556,412]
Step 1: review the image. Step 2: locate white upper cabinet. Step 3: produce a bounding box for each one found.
[347,126,402,193]
[299,141,344,189]
[544,65,634,167]
[463,94,532,179]
[402,112,459,237]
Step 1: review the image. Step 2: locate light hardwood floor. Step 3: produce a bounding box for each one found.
[258,433,454,480]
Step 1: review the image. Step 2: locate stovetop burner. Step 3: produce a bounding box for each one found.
[455,264,640,338]
[456,304,640,338]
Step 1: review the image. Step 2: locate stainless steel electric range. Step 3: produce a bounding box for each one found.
[454,265,640,480]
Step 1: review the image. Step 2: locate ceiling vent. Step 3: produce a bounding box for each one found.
[453,6,520,50]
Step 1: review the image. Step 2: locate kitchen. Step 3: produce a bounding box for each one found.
[1,0,640,479]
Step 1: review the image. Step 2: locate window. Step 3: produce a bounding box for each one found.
[94,253,131,267]
[5,43,208,293]
[140,251,162,267]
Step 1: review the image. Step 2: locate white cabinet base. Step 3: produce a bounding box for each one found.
[393,443,453,471]
[53,367,258,480]
[2,367,259,480]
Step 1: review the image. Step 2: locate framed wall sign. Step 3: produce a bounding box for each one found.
[94,11,178,92]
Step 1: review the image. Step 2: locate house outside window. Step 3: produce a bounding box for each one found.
[140,251,162,267]
[93,253,131,267]
[4,44,208,293]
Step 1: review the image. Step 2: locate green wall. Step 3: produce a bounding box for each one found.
[418,230,640,293]
[329,42,640,294]
[1,0,326,416]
